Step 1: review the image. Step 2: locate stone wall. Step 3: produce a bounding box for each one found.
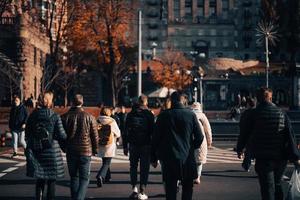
[19,13,50,100]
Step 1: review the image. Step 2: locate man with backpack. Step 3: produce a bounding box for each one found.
[62,94,99,200]
[124,95,155,200]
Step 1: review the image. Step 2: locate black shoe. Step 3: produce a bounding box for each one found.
[104,177,111,183]
[129,192,138,199]
[96,177,103,187]
[11,152,17,158]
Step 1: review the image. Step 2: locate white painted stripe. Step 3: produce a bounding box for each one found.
[207,158,242,163]
[15,162,26,167]
[2,167,18,173]
[0,173,7,178]
[0,158,18,163]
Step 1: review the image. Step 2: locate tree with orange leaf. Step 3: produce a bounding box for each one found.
[152,49,193,91]
[67,0,135,106]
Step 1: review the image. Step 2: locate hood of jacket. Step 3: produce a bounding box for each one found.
[98,116,115,125]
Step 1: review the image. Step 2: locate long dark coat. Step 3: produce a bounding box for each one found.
[25,107,67,180]
[152,103,203,180]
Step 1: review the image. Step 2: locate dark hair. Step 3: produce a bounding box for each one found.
[256,87,273,103]
[246,97,256,108]
[72,94,83,106]
[170,91,186,104]
[100,107,111,116]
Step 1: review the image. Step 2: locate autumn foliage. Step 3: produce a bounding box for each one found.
[66,0,135,106]
[152,49,193,90]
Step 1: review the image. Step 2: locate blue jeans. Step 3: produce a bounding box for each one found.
[96,157,112,179]
[67,154,91,200]
[12,131,26,153]
[255,159,287,200]
[129,145,151,192]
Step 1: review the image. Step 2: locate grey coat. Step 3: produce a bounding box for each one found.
[25,107,67,180]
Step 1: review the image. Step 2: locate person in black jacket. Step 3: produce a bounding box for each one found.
[124,95,155,200]
[151,91,203,200]
[9,95,28,158]
[236,87,300,200]
[25,92,67,200]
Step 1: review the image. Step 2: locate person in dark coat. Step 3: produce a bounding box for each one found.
[236,87,300,200]
[238,97,256,172]
[62,94,99,200]
[25,91,67,200]
[151,91,203,200]
[124,95,155,200]
[9,95,28,157]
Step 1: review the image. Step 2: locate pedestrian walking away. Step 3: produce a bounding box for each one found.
[9,95,28,158]
[151,91,203,200]
[191,102,212,185]
[62,94,99,200]
[124,95,155,200]
[236,87,300,200]
[25,91,67,200]
[237,97,256,172]
[96,107,121,187]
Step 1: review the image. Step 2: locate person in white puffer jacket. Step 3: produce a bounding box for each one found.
[191,102,213,184]
[96,107,121,187]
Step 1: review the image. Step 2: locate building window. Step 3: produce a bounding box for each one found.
[222,0,229,10]
[198,29,204,35]
[209,0,216,16]
[210,29,217,36]
[34,47,37,65]
[186,41,191,47]
[222,40,229,47]
[197,0,204,7]
[198,7,204,17]
[174,0,180,19]
[185,0,192,17]
[210,39,216,47]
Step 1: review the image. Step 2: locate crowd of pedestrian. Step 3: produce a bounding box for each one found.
[7,87,300,200]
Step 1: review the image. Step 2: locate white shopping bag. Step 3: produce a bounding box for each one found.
[287,169,300,200]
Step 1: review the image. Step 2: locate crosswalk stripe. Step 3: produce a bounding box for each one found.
[0,148,242,164]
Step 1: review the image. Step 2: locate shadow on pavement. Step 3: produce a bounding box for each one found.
[90,170,162,175]
[202,169,257,179]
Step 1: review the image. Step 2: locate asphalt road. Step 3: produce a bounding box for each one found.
[0,143,295,200]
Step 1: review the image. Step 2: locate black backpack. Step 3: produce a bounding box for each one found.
[31,113,54,152]
[127,110,149,145]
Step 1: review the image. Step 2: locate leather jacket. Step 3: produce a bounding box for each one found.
[62,107,99,156]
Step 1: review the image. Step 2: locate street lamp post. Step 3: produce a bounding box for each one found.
[151,42,158,59]
[265,32,270,88]
[199,72,204,105]
[190,50,198,102]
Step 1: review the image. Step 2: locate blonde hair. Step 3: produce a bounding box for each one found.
[41,91,54,108]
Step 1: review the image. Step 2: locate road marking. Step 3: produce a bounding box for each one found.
[15,162,26,167]
[2,167,18,173]
[0,173,7,178]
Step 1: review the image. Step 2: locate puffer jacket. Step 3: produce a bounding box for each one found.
[97,115,121,158]
[62,107,98,156]
[193,110,212,164]
[25,107,67,180]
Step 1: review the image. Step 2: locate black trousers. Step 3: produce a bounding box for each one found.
[35,179,56,200]
[164,176,193,200]
[255,159,287,200]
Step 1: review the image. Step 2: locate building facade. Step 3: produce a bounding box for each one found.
[0,0,66,104]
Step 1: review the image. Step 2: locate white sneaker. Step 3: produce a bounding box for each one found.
[138,193,148,200]
[133,186,138,193]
